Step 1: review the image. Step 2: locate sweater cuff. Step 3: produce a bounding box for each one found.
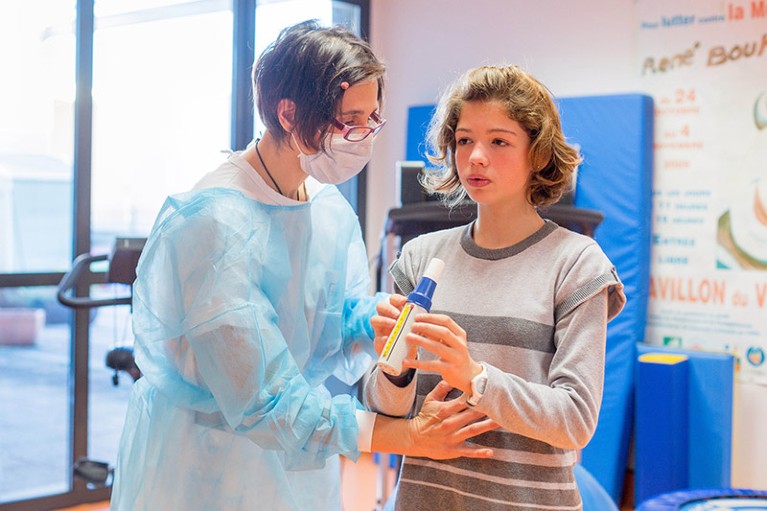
[384,368,416,387]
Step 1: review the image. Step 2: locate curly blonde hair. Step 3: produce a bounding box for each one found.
[423,65,581,207]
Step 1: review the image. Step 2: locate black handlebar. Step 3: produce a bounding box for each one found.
[56,253,133,309]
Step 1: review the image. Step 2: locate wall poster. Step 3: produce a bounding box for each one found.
[638,0,767,385]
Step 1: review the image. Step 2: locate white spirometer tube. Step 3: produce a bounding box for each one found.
[377,258,445,376]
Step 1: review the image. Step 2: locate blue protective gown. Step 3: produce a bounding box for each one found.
[110,161,381,510]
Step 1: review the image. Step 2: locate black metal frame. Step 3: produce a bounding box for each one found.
[0,1,370,509]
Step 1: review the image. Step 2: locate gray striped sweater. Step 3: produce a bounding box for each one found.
[364,220,625,511]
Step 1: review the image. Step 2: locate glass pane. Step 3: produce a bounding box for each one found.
[0,287,72,503]
[86,0,234,472]
[332,1,361,34]
[253,0,334,138]
[0,2,76,273]
[91,1,233,253]
[95,0,219,17]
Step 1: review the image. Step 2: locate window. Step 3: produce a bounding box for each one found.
[0,2,75,274]
[91,0,233,251]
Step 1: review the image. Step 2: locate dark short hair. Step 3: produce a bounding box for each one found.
[424,65,582,207]
[253,20,386,153]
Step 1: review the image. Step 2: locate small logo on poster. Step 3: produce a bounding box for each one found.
[746,346,765,367]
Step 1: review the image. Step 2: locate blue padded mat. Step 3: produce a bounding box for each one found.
[636,344,734,494]
[558,94,654,501]
[638,488,767,510]
[635,353,691,504]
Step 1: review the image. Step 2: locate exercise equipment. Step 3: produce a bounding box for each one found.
[635,344,735,502]
[635,353,690,504]
[57,237,145,385]
[56,237,145,487]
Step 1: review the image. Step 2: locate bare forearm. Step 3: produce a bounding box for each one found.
[370,414,413,455]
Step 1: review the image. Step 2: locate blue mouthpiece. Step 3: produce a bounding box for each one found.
[408,276,437,312]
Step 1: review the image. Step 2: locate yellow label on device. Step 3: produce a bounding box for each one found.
[381,303,414,359]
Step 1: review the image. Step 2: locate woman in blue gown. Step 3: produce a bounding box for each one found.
[110,20,496,511]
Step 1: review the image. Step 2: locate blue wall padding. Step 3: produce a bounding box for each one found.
[635,354,690,505]
[636,344,734,489]
[405,94,654,503]
[557,94,654,502]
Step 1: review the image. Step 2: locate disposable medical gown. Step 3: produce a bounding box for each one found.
[111,185,382,511]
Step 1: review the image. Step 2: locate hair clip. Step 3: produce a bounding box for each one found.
[340,81,350,90]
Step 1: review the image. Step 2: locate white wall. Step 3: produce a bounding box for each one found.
[366,0,767,492]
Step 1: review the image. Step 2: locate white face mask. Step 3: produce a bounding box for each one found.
[294,133,374,185]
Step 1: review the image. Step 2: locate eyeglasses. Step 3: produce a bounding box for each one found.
[331,111,386,142]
